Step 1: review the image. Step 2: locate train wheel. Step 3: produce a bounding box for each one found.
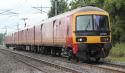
[51,48,56,56]
[13,47,16,50]
[67,49,73,61]
[95,57,100,62]
[45,49,48,55]
[56,48,61,57]
[37,46,41,54]
[47,48,51,55]
[45,48,50,55]
[73,55,79,62]
[6,45,9,48]
[58,51,61,57]
[41,47,45,54]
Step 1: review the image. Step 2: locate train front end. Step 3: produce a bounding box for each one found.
[72,9,112,61]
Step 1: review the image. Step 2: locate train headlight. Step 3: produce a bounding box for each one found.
[76,37,87,42]
[101,37,110,42]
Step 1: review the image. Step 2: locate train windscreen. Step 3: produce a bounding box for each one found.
[76,15,93,31]
[76,15,109,31]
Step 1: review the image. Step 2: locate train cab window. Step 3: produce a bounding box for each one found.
[76,15,109,31]
[76,15,93,31]
[93,15,109,31]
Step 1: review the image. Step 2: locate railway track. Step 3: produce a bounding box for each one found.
[76,59,125,73]
[0,47,82,73]
[62,55,125,73]
[0,46,125,73]
[0,48,49,73]
[96,62,125,73]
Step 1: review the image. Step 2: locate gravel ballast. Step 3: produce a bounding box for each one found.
[0,51,43,73]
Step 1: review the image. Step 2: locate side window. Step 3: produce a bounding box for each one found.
[41,24,43,30]
[67,25,69,35]
[26,29,28,37]
[53,20,56,30]
[67,17,70,36]
[53,20,56,25]
[59,21,61,25]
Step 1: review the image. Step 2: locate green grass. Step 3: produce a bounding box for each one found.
[110,43,125,57]
[107,56,125,62]
[108,43,125,62]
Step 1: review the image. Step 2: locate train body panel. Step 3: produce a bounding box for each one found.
[27,27,35,45]
[22,29,27,45]
[20,30,26,44]
[5,35,10,45]
[53,16,67,46]
[14,32,18,44]
[5,34,14,47]
[42,22,53,46]
[35,25,42,45]
[18,31,22,45]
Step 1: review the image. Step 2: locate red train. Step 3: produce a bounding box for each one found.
[5,6,112,62]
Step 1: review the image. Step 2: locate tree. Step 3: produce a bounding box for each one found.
[69,0,92,9]
[69,0,105,9]
[48,0,69,17]
[104,0,125,43]
[0,33,4,44]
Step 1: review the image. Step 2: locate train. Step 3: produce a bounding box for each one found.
[5,6,112,62]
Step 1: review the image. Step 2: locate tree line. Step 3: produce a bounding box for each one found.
[48,0,125,44]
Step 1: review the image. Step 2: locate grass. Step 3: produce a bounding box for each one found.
[108,43,125,62]
[110,43,125,57]
[107,56,125,62]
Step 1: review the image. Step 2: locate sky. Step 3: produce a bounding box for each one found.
[0,0,51,34]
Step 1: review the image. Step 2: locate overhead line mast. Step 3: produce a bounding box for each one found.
[54,0,57,15]
[32,4,50,14]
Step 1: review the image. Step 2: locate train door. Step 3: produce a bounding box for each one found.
[41,24,43,44]
[53,20,56,45]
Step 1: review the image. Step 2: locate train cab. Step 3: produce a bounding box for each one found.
[71,7,112,61]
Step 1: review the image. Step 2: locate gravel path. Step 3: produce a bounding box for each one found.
[0,51,43,73]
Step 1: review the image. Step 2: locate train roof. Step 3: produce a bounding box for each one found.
[40,6,107,23]
[73,6,105,12]
[14,6,108,33]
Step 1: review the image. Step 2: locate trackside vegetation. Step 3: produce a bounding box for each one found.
[107,43,125,62]
[0,33,4,44]
[110,43,125,57]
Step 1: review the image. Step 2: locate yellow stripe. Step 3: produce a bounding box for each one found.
[76,36,111,44]
[73,11,109,16]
